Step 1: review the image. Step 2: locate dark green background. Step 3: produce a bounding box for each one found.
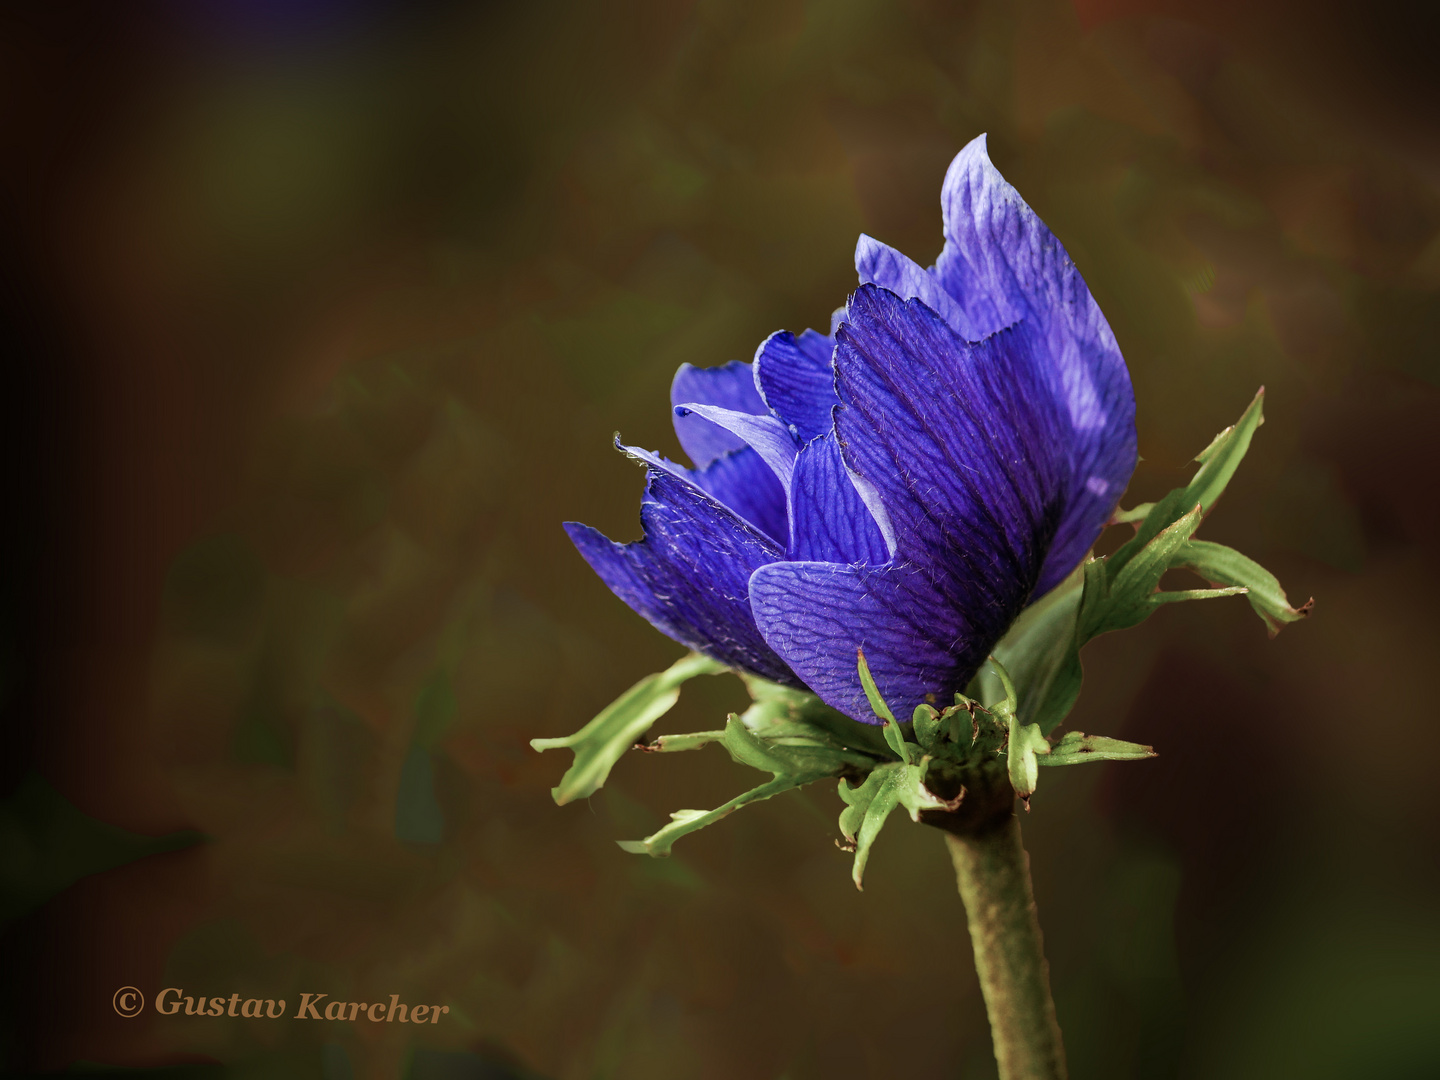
[2,1,1437,1077]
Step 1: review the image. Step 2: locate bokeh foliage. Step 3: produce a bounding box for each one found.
[4,0,1439,1077]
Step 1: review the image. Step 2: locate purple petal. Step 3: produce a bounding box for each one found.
[750,561,991,723]
[670,360,768,468]
[937,138,1135,590]
[889,134,1137,592]
[855,234,981,340]
[930,134,1032,339]
[692,449,789,548]
[672,403,798,496]
[787,432,890,564]
[619,440,788,546]
[754,285,1072,719]
[753,328,837,443]
[565,469,797,684]
[836,286,1066,580]
[1033,385,1135,595]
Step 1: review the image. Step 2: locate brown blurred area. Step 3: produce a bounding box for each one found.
[1,1,1437,1077]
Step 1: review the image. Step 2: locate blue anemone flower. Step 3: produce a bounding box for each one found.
[565,135,1137,724]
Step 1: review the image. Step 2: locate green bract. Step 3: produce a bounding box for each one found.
[533,391,1310,887]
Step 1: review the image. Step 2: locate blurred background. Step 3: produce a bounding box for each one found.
[1,0,1437,1077]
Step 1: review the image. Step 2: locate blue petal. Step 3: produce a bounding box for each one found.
[750,561,989,724]
[672,403,798,496]
[1034,402,1136,596]
[619,440,788,546]
[565,469,797,684]
[930,134,1033,339]
[860,134,1137,592]
[938,138,1135,591]
[753,285,1074,720]
[836,286,1066,577]
[855,234,980,340]
[787,432,890,564]
[670,360,769,468]
[753,328,837,443]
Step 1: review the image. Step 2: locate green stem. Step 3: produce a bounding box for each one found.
[945,815,1066,1080]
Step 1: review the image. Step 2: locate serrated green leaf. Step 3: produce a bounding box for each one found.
[855,648,917,763]
[531,652,725,804]
[912,705,942,752]
[643,731,727,753]
[1179,386,1267,510]
[739,675,894,758]
[881,720,915,764]
[722,712,789,773]
[724,714,871,776]
[1040,731,1155,765]
[837,770,900,889]
[945,703,977,749]
[616,775,807,857]
[1174,539,1314,635]
[985,655,1019,720]
[856,647,897,725]
[1005,718,1050,799]
[619,715,853,857]
[1084,504,1205,638]
[1108,389,1265,579]
[1148,585,1249,605]
[613,678,894,861]
[837,761,947,889]
[1109,503,1204,601]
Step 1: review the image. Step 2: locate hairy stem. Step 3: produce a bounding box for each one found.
[946,815,1066,1080]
